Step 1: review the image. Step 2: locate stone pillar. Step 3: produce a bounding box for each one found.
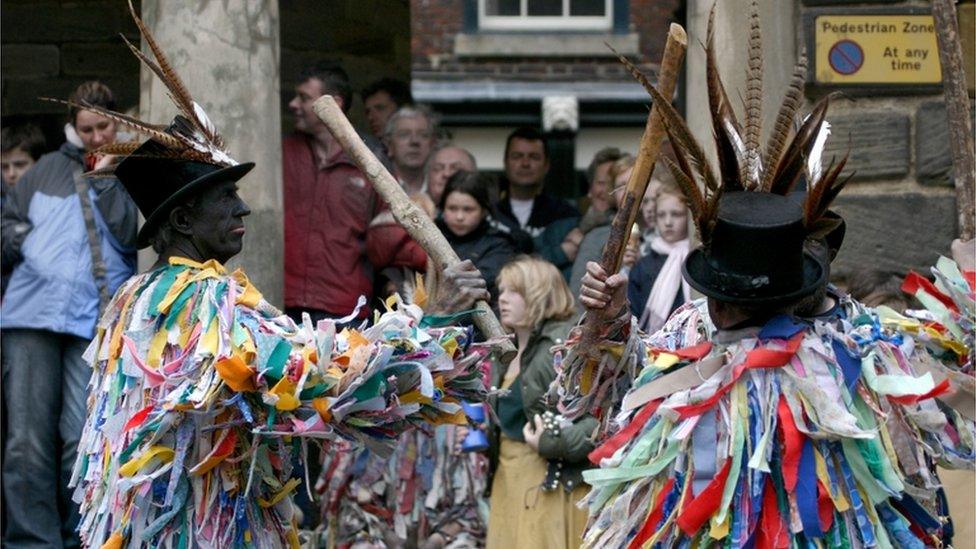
[137,0,284,306]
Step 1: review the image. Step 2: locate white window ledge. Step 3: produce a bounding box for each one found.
[454,32,640,58]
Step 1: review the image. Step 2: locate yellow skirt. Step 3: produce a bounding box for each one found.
[485,435,588,549]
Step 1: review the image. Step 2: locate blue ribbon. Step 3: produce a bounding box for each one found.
[759,314,807,340]
[831,339,862,393]
[797,439,823,538]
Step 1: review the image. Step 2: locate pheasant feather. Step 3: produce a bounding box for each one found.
[743,0,763,187]
[760,53,808,191]
[40,97,185,150]
[706,3,747,192]
[638,68,720,194]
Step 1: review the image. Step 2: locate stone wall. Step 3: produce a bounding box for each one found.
[803,2,973,280]
[1,0,142,149]
[685,0,974,281]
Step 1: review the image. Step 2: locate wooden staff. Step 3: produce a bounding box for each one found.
[312,96,517,364]
[932,0,975,240]
[580,23,687,347]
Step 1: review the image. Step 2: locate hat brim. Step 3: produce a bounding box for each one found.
[682,248,826,306]
[136,162,255,249]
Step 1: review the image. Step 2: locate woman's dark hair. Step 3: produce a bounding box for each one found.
[68,81,116,124]
[439,170,492,213]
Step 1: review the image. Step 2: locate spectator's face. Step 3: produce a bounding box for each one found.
[497,283,527,331]
[655,194,689,244]
[364,90,397,137]
[183,180,251,264]
[587,161,615,212]
[504,138,548,189]
[640,178,661,228]
[1,147,35,185]
[610,166,633,211]
[74,110,117,152]
[387,115,434,173]
[443,190,485,238]
[288,78,330,134]
[427,147,475,205]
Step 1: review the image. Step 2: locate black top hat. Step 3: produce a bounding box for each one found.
[682,192,826,305]
[115,137,254,249]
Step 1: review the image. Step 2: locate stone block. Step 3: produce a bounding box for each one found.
[58,2,135,42]
[1,45,60,79]
[824,112,910,181]
[0,2,61,42]
[2,1,138,43]
[2,77,78,115]
[916,101,976,186]
[61,42,139,77]
[279,0,335,51]
[831,192,957,278]
[2,75,138,116]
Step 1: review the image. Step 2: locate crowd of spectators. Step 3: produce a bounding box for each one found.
[0,62,694,549]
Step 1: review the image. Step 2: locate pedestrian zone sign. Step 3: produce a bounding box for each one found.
[814,14,942,85]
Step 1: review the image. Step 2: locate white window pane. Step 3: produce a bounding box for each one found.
[486,0,520,16]
[570,0,605,16]
[527,0,562,16]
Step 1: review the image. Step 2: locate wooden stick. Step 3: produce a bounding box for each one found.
[311,96,517,364]
[932,0,975,240]
[580,23,688,346]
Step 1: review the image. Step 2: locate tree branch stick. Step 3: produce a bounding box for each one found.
[311,96,517,364]
[580,23,688,346]
[933,0,975,240]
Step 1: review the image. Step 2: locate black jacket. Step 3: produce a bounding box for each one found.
[438,217,516,308]
[627,248,686,319]
[494,193,580,276]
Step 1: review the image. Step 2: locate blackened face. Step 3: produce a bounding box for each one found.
[186,180,251,263]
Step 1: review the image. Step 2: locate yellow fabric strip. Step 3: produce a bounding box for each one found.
[118,445,175,477]
[258,477,302,508]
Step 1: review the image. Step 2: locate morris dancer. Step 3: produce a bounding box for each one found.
[66,5,489,547]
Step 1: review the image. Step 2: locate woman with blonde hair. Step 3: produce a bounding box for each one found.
[485,255,598,549]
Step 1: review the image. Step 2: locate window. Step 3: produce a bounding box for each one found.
[479,0,612,31]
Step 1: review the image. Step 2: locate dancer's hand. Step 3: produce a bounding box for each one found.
[430,260,490,314]
[579,261,628,314]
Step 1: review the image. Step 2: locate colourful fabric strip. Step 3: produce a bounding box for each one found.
[676,458,733,536]
[588,399,660,465]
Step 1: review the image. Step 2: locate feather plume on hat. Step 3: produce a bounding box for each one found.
[614,1,851,246]
[41,0,239,175]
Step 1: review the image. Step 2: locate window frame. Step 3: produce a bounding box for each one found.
[477,0,613,31]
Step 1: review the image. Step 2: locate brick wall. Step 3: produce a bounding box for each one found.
[411,0,682,81]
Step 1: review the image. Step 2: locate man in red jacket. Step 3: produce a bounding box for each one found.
[283,62,377,323]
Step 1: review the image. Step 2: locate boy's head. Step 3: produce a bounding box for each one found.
[1,124,46,185]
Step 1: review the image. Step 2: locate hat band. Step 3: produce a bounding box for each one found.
[712,270,771,294]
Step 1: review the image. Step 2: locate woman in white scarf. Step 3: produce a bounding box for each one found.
[628,185,691,333]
